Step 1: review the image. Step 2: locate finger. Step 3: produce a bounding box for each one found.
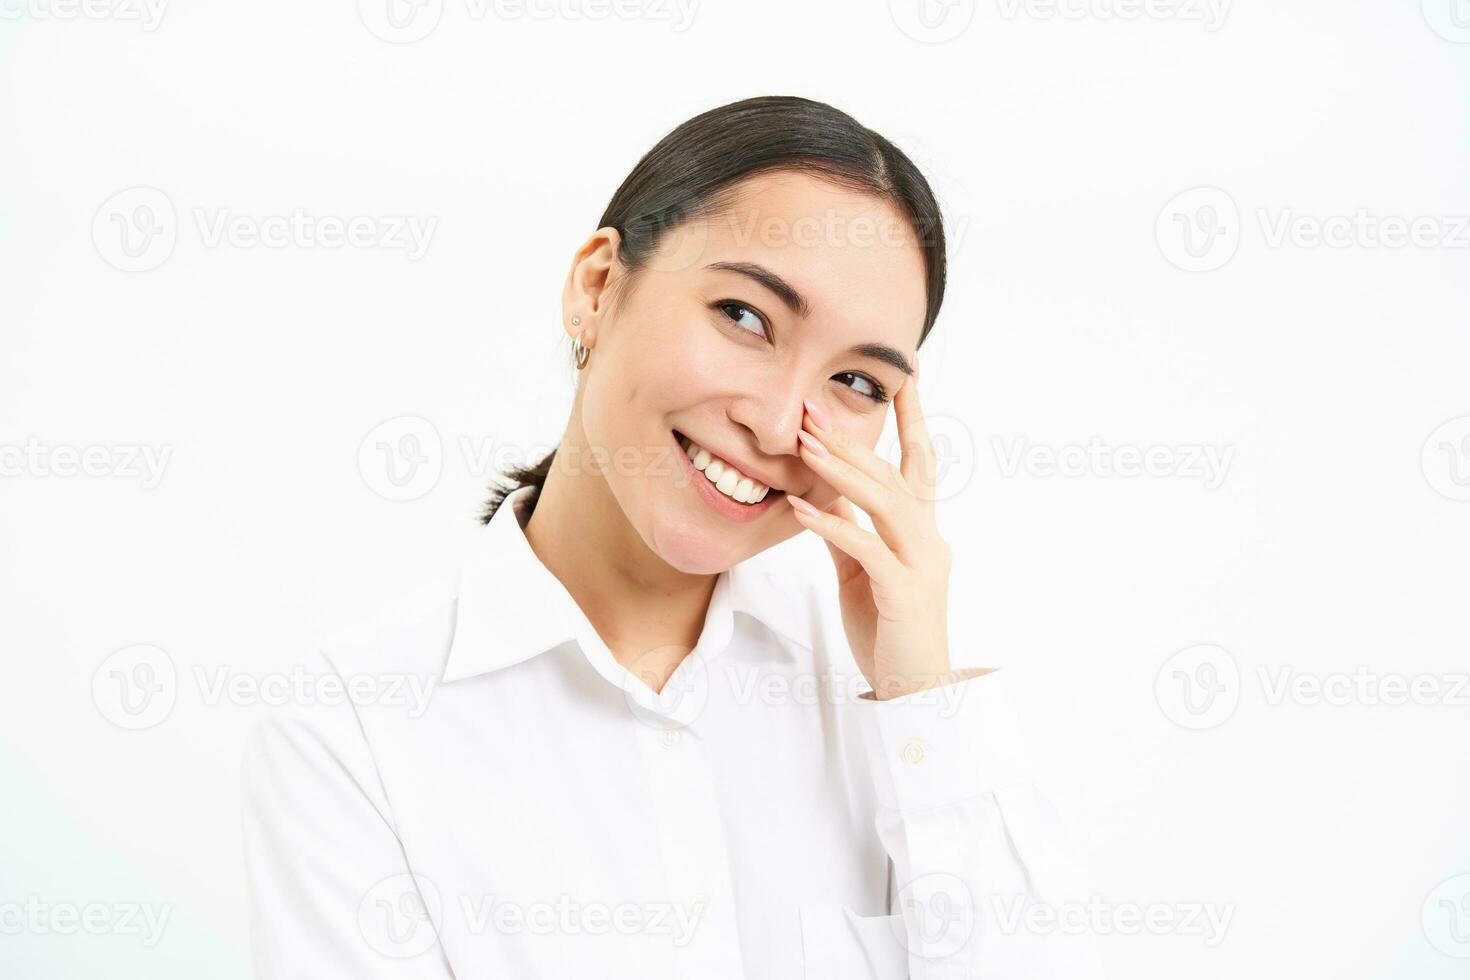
[787,494,904,585]
[815,496,866,581]
[803,400,897,489]
[893,365,938,500]
[797,431,916,558]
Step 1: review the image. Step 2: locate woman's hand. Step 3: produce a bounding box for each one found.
[787,360,973,700]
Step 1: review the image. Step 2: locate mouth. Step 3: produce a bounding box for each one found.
[672,429,788,523]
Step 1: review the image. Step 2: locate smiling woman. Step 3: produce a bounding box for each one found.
[241,95,1106,979]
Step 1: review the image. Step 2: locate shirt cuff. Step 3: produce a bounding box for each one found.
[855,667,1034,812]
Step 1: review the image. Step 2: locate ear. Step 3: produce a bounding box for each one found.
[561,226,624,340]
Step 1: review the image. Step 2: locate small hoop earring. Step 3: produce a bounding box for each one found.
[572,331,591,370]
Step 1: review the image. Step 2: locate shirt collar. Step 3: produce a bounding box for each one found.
[441,484,815,685]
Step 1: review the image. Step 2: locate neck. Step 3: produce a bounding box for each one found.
[522,409,717,692]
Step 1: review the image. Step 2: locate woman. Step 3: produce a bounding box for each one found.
[242,95,1106,979]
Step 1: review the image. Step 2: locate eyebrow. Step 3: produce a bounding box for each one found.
[704,260,915,377]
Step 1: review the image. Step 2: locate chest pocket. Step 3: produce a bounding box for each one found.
[798,904,908,979]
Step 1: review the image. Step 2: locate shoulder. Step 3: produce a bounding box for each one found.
[239,572,458,786]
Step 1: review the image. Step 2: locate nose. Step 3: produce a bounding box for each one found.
[726,383,809,460]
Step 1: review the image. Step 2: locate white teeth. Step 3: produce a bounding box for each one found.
[679,433,770,504]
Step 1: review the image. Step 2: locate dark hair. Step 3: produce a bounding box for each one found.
[481,94,948,524]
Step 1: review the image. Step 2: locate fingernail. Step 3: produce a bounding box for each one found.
[803,398,830,432]
[787,494,818,516]
[797,429,828,457]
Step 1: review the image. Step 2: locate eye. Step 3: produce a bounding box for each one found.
[713,300,769,340]
[833,371,889,404]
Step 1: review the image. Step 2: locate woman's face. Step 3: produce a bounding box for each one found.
[567,171,929,574]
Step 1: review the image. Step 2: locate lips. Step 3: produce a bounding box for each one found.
[672,430,787,522]
[674,430,782,504]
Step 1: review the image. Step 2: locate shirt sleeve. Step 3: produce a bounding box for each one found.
[854,667,1109,979]
[240,649,455,980]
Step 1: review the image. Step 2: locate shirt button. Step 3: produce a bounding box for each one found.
[901,738,926,766]
[659,728,681,749]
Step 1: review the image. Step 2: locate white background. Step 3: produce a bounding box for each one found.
[3,0,1469,977]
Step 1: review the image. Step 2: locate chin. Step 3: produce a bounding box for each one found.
[648,513,744,576]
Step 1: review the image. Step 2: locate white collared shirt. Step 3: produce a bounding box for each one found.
[241,484,1106,979]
